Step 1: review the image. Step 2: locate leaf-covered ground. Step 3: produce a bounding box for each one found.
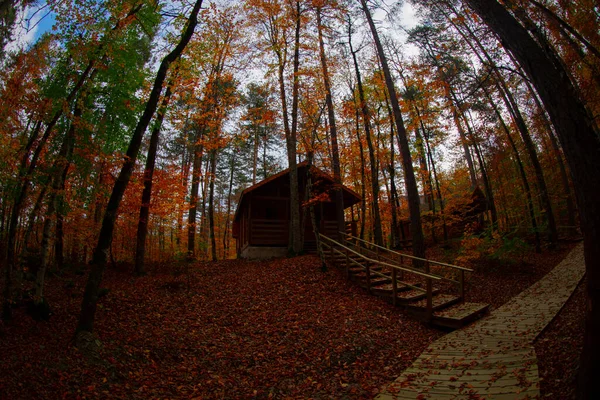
[429,243,577,310]
[535,277,586,399]
[1,255,442,399]
[0,243,580,399]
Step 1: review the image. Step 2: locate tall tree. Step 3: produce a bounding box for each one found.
[76,0,204,336]
[359,0,425,260]
[346,15,383,245]
[315,2,345,241]
[134,77,175,275]
[464,0,600,396]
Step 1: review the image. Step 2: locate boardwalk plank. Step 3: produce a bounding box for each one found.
[375,243,585,400]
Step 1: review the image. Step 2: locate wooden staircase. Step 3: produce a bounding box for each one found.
[319,233,489,329]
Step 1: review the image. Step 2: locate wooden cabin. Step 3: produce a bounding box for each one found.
[232,161,361,259]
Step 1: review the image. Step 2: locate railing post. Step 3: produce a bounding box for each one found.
[426,277,433,322]
[392,269,397,307]
[426,261,433,321]
[366,262,372,294]
[329,238,333,263]
[345,247,350,279]
[460,269,465,301]
[399,255,404,281]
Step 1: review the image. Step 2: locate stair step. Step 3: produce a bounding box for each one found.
[352,269,389,280]
[370,281,422,294]
[349,265,383,274]
[432,302,490,329]
[406,294,461,312]
[373,278,392,286]
[396,288,440,302]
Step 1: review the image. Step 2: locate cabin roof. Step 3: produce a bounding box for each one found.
[233,161,362,221]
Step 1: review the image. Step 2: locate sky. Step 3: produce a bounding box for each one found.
[6,1,420,53]
[5,3,55,53]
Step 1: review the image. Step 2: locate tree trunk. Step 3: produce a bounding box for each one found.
[464,1,600,397]
[348,26,383,245]
[3,61,96,320]
[517,65,577,233]
[287,0,302,254]
[483,84,541,252]
[354,104,367,240]
[386,104,400,248]
[222,151,235,258]
[188,125,204,259]
[76,0,203,335]
[450,88,498,226]
[36,105,77,306]
[360,0,425,259]
[316,7,345,241]
[134,81,173,276]
[208,149,218,262]
[528,0,600,61]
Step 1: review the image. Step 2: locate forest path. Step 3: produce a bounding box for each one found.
[375,243,585,399]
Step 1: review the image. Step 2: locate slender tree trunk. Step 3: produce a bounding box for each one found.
[54,124,75,269]
[348,28,383,245]
[134,81,174,275]
[287,0,302,253]
[188,127,204,259]
[36,106,77,305]
[316,6,345,241]
[424,134,448,241]
[76,0,203,335]
[483,85,541,251]
[518,67,577,232]
[208,149,218,262]
[360,0,425,259]
[252,127,259,185]
[449,96,477,188]
[387,108,400,248]
[451,88,498,226]
[222,151,235,258]
[414,124,435,242]
[497,81,557,246]
[3,63,96,320]
[23,183,48,253]
[528,0,600,61]
[354,104,367,240]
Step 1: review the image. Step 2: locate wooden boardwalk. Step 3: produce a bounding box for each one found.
[375,243,586,399]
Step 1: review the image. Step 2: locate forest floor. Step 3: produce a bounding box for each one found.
[0,241,581,399]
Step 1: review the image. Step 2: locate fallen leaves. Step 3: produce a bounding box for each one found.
[0,255,443,399]
[534,277,586,399]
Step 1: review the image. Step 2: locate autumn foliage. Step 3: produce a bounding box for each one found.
[1,0,599,397]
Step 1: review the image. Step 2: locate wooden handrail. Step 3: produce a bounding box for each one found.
[319,234,441,280]
[340,232,473,272]
[346,241,410,269]
[321,241,427,293]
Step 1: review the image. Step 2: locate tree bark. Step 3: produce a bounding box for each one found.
[287,0,302,254]
[360,0,425,260]
[316,6,345,241]
[134,80,174,275]
[442,5,556,244]
[187,126,204,260]
[208,148,218,261]
[76,0,204,335]
[348,23,383,246]
[464,1,600,397]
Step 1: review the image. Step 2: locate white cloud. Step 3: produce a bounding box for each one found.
[4,5,41,53]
